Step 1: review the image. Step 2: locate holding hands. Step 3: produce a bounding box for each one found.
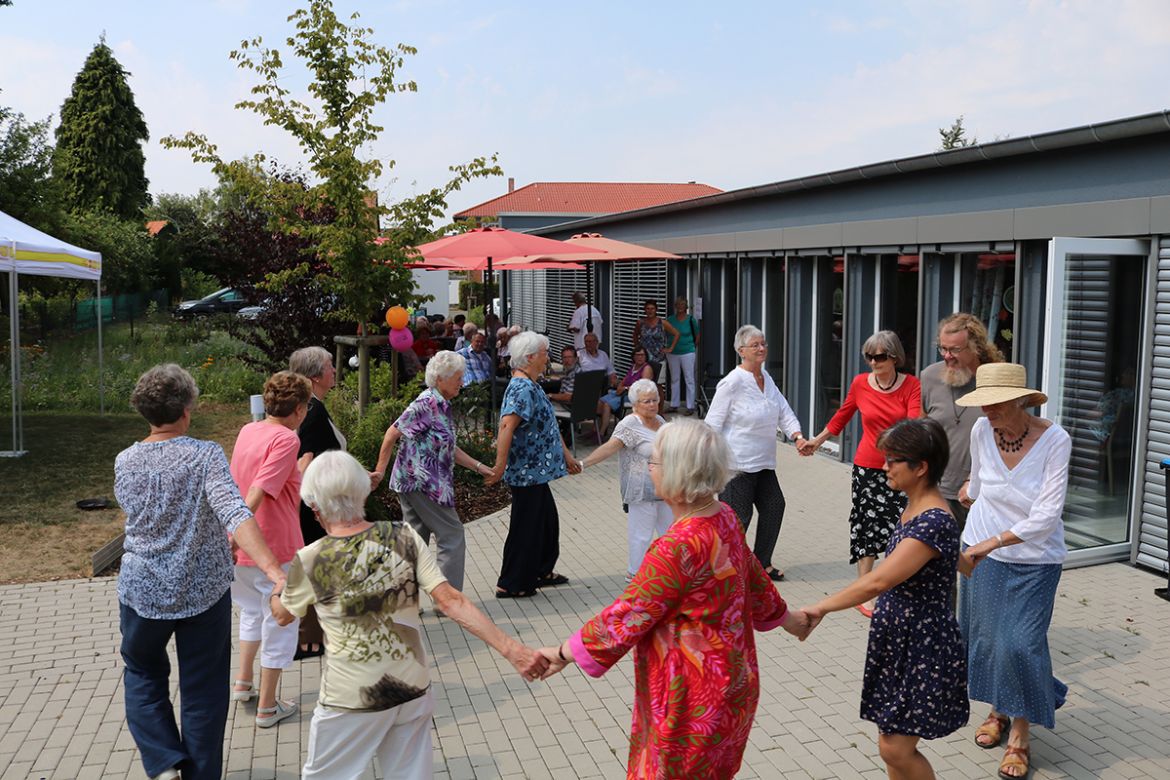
[796,431,827,456]
[510,644,551,682]
[781,607,822,642]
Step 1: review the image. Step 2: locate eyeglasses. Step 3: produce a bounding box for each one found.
[635,397,659,405]
[865,353,890,363]
[937,344,969,357]
[742,341,767,351]
[884,456,913,467]
[648,459,661,468]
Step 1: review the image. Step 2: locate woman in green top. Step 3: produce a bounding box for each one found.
[665,296,700,415]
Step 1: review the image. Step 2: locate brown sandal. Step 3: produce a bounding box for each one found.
[998,745,1030,779]
[974,714,1010,748]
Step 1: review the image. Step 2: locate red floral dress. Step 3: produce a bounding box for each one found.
[569,503,789,779]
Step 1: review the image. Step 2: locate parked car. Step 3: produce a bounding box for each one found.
[237,302,268,321]
[173,288,249,318]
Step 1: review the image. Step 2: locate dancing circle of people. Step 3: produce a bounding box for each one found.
[115,308,1068,780]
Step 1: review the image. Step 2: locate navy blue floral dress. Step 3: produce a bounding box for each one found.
[861,507,969,738]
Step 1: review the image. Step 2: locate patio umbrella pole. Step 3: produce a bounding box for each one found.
[586,262,594,336]
[487,256,497,420]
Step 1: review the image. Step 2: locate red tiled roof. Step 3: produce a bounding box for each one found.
[454,182,722,219]
[145,220,169,236]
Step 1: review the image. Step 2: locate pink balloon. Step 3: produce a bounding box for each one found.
[389,327,414,352]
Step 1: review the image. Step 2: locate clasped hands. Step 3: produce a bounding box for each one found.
[784,606,823,642]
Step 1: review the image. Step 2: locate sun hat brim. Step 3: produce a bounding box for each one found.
[955,386,1047,407]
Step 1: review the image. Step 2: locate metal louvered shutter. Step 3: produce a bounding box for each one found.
[544,268,588,356]
[611,260,668,377]
[1062,259,1111,525]
[508,270,536,330]
[1137,237,1170,573]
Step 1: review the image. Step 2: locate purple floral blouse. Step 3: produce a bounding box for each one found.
[389,388,457,507]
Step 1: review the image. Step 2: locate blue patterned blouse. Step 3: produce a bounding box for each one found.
[501,376,568,487]
[114,437,252,619]
[389,388,457,507]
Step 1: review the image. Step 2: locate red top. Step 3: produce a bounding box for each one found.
[230,421,304,565]
[827,373,922,469]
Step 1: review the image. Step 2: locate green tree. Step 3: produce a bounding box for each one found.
[53,38,150,219]
[0,106,63,230]
[938,115,978,150]
[163,0,500,332]
[63,208,157,331]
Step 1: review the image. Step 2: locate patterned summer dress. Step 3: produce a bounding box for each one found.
[861,507,969,738]
[570,503,789,778]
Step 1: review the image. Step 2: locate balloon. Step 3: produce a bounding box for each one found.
[389,327,414,352]
[386,306,409,330]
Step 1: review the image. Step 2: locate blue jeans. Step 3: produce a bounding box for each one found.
[120,590,232,780]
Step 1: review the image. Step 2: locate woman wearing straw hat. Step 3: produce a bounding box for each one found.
[954,363,1071,780]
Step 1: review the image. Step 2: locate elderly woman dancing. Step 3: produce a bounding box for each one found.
[577,378,670,579]
[274,452,547,779]
[115,365,284,780]
[538,420,810,779]
[289,346,344,659]
[706,324,805,581]
[955,364,1071,780]
[802,329,921,615]
[229,370,313,728]
[486,331,581,598]
[370,350,495,592]
[802,418,968,780]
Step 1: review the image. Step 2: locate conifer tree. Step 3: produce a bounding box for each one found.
[53,38,149,218]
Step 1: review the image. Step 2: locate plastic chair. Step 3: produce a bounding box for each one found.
[554,370,607,456]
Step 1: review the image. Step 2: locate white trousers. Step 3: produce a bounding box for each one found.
[627,501,674,577]
[302,689,435,779]
[231,563,297,669]
[666,351,696,410]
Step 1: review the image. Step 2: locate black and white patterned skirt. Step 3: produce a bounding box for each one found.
[848,465,905,562]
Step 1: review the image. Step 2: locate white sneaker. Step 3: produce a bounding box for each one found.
[151,769,180,780]
[256,699,298,728]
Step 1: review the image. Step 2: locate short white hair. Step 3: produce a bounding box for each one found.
[300,451,371,525]
[509,331,549,371]
[425,350,466,388]
[508,324,522,335]
[654,420,731,504]
[733,324,765,352]
[289,346,332,379]
[462,322,477,337]
[628,378,659,405]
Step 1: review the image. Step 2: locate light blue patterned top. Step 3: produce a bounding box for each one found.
[389,388,457,506]
[115,437,251,619]
[501,376,568,487]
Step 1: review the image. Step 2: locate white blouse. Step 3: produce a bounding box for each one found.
[705,366,803,473]
[964,416,1071,565]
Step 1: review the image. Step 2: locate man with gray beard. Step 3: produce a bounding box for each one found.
[919,313,1004,525]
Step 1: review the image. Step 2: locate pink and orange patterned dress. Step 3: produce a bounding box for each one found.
[569,503,789,779]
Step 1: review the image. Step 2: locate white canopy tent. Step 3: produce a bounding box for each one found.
[0,209,103,457]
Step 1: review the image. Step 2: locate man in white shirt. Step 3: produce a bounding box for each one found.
[567,292,603,351]
[577,333,615,385]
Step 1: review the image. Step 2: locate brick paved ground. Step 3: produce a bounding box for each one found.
[3,444,1170,779]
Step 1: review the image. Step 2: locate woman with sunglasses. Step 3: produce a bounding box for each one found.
[800,330,921,616]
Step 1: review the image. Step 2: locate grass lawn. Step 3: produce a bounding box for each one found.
[0,404,251,584]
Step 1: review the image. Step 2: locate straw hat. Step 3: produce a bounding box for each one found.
[955,363,1048,407]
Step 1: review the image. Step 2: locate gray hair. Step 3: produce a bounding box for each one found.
[509,331,549,371]
[425,350,466,388]
[508,324,522,335]
[862,330,907,367]
[654,420,731,504]
[628,378,659,405]
[300,451,370,525]
[289,346,332,379]
[130,363,199,426]
[733,324,765,352]
[462,322,478,338]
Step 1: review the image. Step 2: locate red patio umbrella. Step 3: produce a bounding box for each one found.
[409,226,601,411]
[555,233,683,335]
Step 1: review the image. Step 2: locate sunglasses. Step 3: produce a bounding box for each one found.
[865,352,890,363]
[884,456,913,467]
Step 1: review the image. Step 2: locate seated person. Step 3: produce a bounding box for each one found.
[496,326,522,376]
[546,346,580,409]
[454,320,475,350]
[598,347,655,438]
[412,318,438,362]
[457,331,493,386]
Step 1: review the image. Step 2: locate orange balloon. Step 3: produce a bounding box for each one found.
[386,306,409,329]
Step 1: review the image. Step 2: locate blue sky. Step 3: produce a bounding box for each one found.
[3,1,1170,218]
